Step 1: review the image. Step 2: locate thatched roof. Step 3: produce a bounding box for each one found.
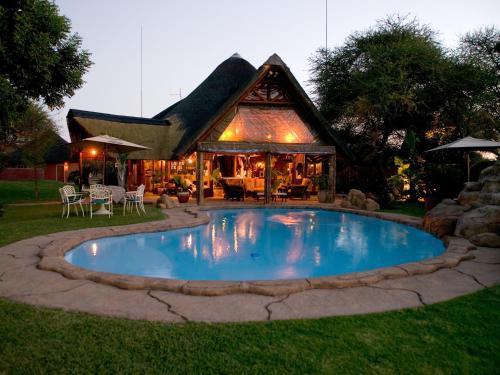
[67,110,180,160]
[67,53,353,160]
[155,53,353,159]
[153,53,257,156]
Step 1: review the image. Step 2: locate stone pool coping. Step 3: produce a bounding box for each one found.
[36,204,476,297]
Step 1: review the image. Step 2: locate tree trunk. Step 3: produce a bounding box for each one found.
[34,167,39,200]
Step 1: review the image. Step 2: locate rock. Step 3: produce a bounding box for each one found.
[457,191,480,206]
[340,200,352,208]
[347,189,366,208]
[469,233,500,248]
[463,181,482,192]
[480,193,500,206]
[158,203,167,209]
[159,194,179,209]
[481,180,500,194]
[454,205,500,239]
[423,200,467,237]
[479,162,500,184]
[364,198,380,211]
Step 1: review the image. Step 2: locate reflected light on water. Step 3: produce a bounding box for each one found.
[91,243,98,257]
[314,246,321,265]
[335,219,368,265]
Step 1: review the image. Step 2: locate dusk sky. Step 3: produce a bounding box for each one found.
[52,0,500,140]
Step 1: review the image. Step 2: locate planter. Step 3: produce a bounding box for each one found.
[177,192,190,203]
[317,190,328,203]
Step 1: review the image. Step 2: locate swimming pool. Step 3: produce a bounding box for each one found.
[65,208,445,281]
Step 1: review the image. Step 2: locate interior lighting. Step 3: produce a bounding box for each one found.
[266,134,272,140]
[285,133,295,143]
[90,149,97,156]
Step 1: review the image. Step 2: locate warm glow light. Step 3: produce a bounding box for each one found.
[220,130,233,140]
[63,162,69,171]
[90,149,97,156]
[187,158,193,164]
[266,134,272,140]
[285,133,295,142]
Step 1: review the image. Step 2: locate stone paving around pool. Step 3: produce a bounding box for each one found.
[0,205,499,323]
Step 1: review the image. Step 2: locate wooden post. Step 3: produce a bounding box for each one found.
[264,152,272,204]
[196,151,204,205]
[328,150,336,203]
[79,151,83,190]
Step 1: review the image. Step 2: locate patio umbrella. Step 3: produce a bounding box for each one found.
[425,136,500,181]
[77,134,150,185]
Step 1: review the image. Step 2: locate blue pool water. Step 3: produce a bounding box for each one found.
[65,209,445,281]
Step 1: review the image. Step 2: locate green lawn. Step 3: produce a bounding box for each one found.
[380,201,426,217]
[0,179,65,204]
[0,204,164,247]
[0,287,498,373]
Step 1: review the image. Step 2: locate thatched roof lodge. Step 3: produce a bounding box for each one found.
[67,53,351,204]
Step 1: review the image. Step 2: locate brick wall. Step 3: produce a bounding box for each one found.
[0,168,45,181]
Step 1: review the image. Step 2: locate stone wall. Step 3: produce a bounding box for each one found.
[423,161,500,248]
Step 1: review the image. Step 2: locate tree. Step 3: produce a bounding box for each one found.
[310,16,498,202]
[8,102,59,199]
[454,27,500,140]
[0,0,92,148]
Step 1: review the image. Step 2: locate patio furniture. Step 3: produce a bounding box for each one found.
[123,184,146,215]
[220,179,245,201]
[107,185,126,204]
[272,187,288,202]
[59,185,86,218]
[90,186,113,218]
[288,178,312,199]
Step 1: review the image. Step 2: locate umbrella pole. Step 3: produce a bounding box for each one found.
[467,152,470,182]
[103,145,106,185]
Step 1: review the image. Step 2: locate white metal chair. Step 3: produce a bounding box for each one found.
[90,186,113,219]
[123,184,146,215]
[59,186,85,218]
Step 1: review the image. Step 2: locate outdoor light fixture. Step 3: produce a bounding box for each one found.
[90,149,97,156]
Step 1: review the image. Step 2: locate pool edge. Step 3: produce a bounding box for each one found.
[36,206,476,297]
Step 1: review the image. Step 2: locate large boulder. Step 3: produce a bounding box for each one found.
[463,181,482,192]
[423,199,467,238]
[364,198,380,211]
[480,193,500,206]
[454,205,500,239]
[469,232,500,248]
[341,189,380,211]
[457,191,480,206]
[479,162,500,184]
[157,194,179,209]
[347,189,366,208]
[481,180,500,194]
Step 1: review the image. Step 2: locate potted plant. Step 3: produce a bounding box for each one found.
[313,174,329,203]
[173,175,191,203]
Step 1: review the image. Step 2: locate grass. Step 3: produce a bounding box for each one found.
[0,179,65,204]
[0,204,164,247]
[380,201,426,217]
[0,287,499,373]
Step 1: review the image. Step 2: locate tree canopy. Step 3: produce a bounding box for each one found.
[310,16,499,202]
[0,0,92,139]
